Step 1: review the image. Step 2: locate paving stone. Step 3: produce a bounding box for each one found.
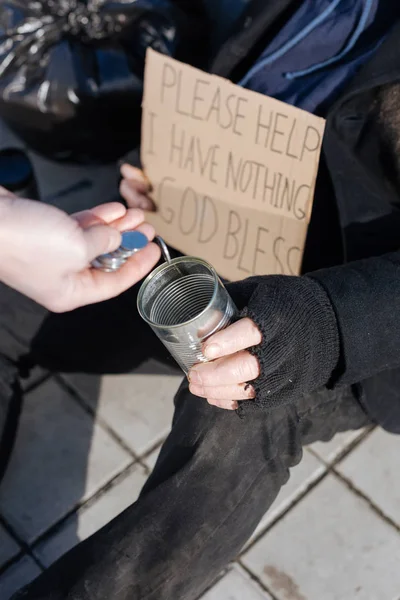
[30,151,118,212]
[244,449,325,549]
[0,379,131,543]
[0,556,41,600]
[0,525,20,569]
[337,428,400,527]
[309,429,367,464]
[89,371,181,455]
[58,373,102,407]
[20,366,51,392]
[61,362,180,410]
[242,474,400,600]
[0,119,118,212]
[129,359,181,377]
[36,464,147,567]
[202,565,272,600]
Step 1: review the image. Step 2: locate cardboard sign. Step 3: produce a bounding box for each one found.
[141,49,325,280]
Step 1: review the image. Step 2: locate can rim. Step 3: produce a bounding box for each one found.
[137,256,220,330]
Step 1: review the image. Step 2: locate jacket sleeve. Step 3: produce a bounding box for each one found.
[309,250,400,386]
[226,249,400,411]
[226,275,340,410]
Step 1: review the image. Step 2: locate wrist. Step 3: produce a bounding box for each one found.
[237,275,340,409]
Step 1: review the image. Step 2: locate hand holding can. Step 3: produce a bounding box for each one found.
[137,256,238,373]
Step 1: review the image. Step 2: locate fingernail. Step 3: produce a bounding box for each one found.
[244,383,256,398]
[139,199,154,211]
[204,343,220,359]
[188,369,201,384]
[120,164,146,182]
[119,179,133,196]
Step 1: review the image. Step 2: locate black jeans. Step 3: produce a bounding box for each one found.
[13,378,371,600]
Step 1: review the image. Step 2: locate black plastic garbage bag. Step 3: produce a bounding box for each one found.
[0,0,206,164]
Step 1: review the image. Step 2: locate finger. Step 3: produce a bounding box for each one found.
[189,350,260,386]
[120,164,152,191]
[73,203,127,227]
[120,175,148,196]
[107,207,146,232]
[72,212,105,229]
[203,318,261,360]
[87,203,127,222]
[189,382,255,401]
[0,185,16,199]
[82,224,122,262]
[120,180,155,211]
[135,222,156,242]
[71,242,161,308]
[207,399,239,411]
[120,179,155,211]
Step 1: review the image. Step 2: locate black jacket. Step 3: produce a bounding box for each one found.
[208,1,400,432]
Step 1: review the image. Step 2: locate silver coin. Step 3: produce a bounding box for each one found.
[92,254,126,272]
[99,254,126,268]
[92,231,147,271]
[110,247,135,259]
[91,258,119,273]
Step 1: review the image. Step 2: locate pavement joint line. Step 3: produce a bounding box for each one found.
[56,373,100,403]
[238,560,279,600]
[239,465,329,556]
[23,372,53,394]
[0,548,25,577]
[307,424,375,468]
[28,458,137,550]
[330,468,400,534]
[243,438,399,555]
[197,567,230,597]
[139,440,165,473]
[135,439,169,475]
[0,515,44,576]
[54,373,140,462]
[141,440,164,460]
[136,457,152,475]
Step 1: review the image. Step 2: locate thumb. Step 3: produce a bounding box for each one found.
[0,185,16,199]
[83,224,122,262]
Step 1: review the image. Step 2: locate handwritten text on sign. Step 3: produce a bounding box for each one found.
[142,49,325,280]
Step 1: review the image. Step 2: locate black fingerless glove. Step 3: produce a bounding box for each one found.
[226,275,340,410]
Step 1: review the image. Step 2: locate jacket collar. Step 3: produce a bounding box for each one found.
[212,0,400,105]
[330,21,400,111]
[210,0,297,78]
